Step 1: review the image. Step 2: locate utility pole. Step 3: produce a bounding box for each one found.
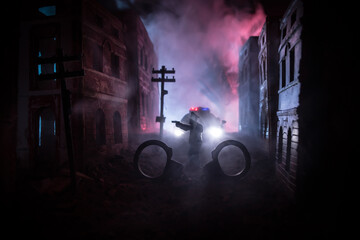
[152,65,176,138]
[38,48,83,192]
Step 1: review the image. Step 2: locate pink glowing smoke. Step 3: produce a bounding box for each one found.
[142,0,266,132]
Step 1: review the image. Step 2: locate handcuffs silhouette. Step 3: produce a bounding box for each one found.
[133,139,251,181]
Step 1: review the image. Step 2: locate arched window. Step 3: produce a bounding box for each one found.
[96,109,106,145]
[113,111,122,144]
[277,127,283,164]
[285,128,292,172]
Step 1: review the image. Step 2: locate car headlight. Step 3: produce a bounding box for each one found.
[174,128,185,137]
[207,127,223,139]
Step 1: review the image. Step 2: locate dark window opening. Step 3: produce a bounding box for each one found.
[38,6,56,16]
[37,51,57,80]
[141,93,145,116]
[277,127,283,164]
[93,44,103,72]
[281,27,286,40]
[95,15,103,28]
[140,48,144,66]
[262,59,266,83]
[37,36,57,80]
[39,116,42,146]
[291,11,297,27]
[260,110,268,139]
[144,55,148,70]
[285,128,292,172]
[111,26,119,39]
[38,113,56,147]
[289,47,295,82]
[147,95,151,119]
[111,53,120,78]
[36,107,57,177]
[96,109,106,145]
[113,112,123,144]
[281,59,286,88]
[265,117,269,139]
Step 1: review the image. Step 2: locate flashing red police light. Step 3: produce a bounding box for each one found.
[189,107,210,112]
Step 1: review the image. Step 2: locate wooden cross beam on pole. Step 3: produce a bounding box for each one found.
[152,65,176,138]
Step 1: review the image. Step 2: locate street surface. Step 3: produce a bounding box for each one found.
[3,133,334,239]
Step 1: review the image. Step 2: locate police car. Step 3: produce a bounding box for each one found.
[173,107,226,141]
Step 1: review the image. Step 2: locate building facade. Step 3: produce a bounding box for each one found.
[120,11,159,141]
[275,0,303,191]
[258,16,280,161]
[238,37,260,135]
[16,0,157,178]
[81,0,129,163]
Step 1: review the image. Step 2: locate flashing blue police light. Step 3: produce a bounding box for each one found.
[189,107,210,112]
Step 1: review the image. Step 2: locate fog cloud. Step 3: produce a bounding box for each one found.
[113,0,266,132]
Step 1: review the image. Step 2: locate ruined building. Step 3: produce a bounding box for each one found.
[258,16,280,161]
[275,0,302,191]
[16,0,158,177]
[272,0,355,221]
[274,0,350,200]
[242,0,354,223]
[119,10,159,140]
[238,37,259,135]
